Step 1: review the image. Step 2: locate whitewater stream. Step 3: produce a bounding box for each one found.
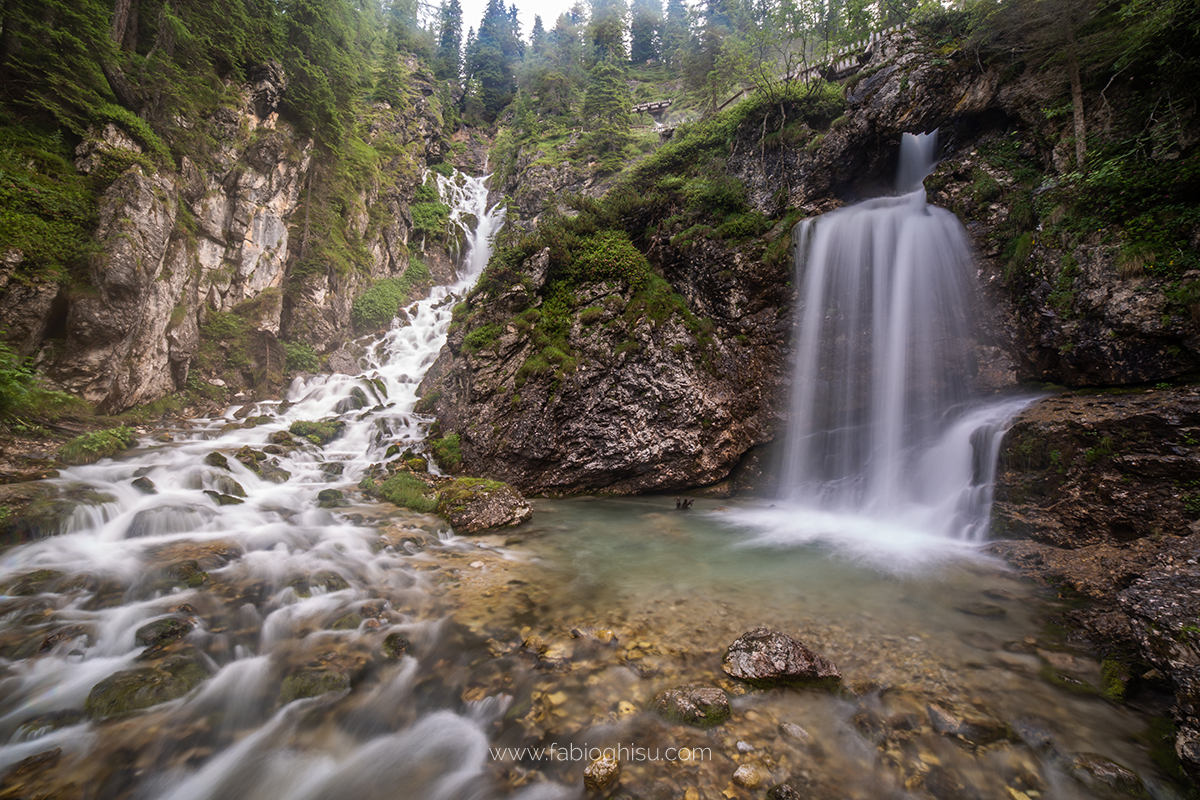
[0,163,1183,800]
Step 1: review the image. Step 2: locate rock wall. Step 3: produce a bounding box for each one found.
[0,57,459,413]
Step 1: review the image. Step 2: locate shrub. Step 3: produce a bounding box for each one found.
[571,230,652,290]
[283,341,321,373]
[351,261,431,330]
[59,427,137,465]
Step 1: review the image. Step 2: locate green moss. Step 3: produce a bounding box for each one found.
[288,420,346,446]
[85,659,207,719]
[283,341,321,373]
[427,433,462,473]
[351,261,432,330]
[58,427,137,465]
[379,472,438,513]
[463,322,504,354]
[278,669,350,704]
[436,477,509,515]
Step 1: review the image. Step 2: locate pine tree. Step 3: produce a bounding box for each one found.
[588,0,628,63]
[660,0,689,67]
[464,0,523,121]
[630,0,662,63]
[436,0,463,82]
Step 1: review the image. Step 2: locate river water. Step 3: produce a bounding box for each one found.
[0,167,1182,799]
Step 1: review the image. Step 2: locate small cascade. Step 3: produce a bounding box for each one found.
[0,170,510,798]
[740,132,1031,555]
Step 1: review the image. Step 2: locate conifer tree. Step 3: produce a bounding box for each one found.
[588,0,628,63]
[660,0,690,67]
[630,0,662,63]
[436,0,463,82]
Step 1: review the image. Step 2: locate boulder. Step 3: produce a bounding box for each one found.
[84,657,207,719]
[436,478,532,533]
[722,627,841,688]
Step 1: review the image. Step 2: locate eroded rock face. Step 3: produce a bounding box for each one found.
[436,479,532,533]
[722,627,841,688]
[1,57,454,413]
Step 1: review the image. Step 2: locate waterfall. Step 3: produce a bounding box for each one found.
[737,132,1031,556]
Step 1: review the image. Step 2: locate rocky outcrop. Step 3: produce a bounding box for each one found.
[1,56,456,413]
[992,388,1200,547]
[418,238,788,495]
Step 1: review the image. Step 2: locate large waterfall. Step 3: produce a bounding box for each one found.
[728,133,1030,565]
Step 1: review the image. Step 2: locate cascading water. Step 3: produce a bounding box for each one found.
[0,171,538,799]
[729,133,1031,565]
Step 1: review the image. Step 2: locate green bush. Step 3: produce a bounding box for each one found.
[59,427,137,465]
[379,472,438,513]
[283,341,321,373]
[571,230,652,290]
[351,261,431,330]
[463,323,503,354]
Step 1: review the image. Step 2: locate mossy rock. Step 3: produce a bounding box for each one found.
[203,490,244,506]
[267,430,298,447]
[135,617,194,648]
[7,486,115,542]
[335,387,370,414]
[234,446,291,483]
[211,475,246,498]
[317,489,347,508]
[278,668,350,704]
[383,632,410,659]
[58,427,137,466]
[405,457,428,473]
[436,478,532,533]
[85,658,207,719]
[204,452,231,470]
[3,569,65,596]
[652,685,731,728]
[331,612,362,630]
[288,420,346,446]
[320,462,345,478]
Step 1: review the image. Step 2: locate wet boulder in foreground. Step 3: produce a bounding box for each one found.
[652,684,731,728]
[722,627,841,688]
[85,657,207,719]
[436,478,532,533]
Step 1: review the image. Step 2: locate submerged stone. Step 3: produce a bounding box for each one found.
[317,489,347,508]
[131,477,156,494]
[722,627,841,688]
[203,490,244,506]
[85,657,207,719]
[584,753,619,791]
[383,632,410,659]
[652,684,730,728]
[135,617,194,648]
[278,668,350,703]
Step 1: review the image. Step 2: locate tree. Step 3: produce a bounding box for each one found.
[464,0,523,121]
[435,0,463,82]
[660,0,689,66]
[630,0,662,63]
[588,0,628,63]
[583,57,632,164]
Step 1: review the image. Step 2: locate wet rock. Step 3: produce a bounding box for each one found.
[135,617,194,648]
[779,722,812,743]
[320,462,346,478]
[85,657,208,719]
[335,387,370,413]
[278,668,350,704]
[927,704,963,737]
[924,766,972,800]
[955,603,1006,618]
[732,763,769,789]
[212,475,247,497]
[235,446,291,483]
[406,457,429,473]
[722,627,841,688]
[288,420,345,446]
[436,478,532,533]
[382,632,410,659]
[583,753,619,791]
[3,569,65,596]
[1069,753,1145,795]
[652,684,730,728]
[131,477,156,494]
[204,452,230,470]
[203,490,245,506]
[318,489,347,508]
[268,430,299,447]
[331,612,362,630]
[6,485,116,542]
[326,348,359,374]
[766,785,802,800]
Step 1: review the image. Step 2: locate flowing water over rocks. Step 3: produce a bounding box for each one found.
[0,166,1185,800]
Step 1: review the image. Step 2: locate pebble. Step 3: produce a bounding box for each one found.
[780,722,811,743]
[584,753,619,791]
[733,763,768,788]
[470,561,484,568]
[736,740,755,753]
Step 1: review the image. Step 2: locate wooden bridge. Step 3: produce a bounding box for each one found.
[631,99,673,118]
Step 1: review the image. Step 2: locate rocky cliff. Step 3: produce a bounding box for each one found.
[0,57,464,413]
[418,25,1200,495]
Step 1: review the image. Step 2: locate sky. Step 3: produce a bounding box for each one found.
[452,0,658,42]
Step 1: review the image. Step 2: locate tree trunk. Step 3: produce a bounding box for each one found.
[1065,9,1087,169]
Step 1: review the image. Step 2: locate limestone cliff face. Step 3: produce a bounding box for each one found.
[0,57,455,413]
[420,27,1200,495]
